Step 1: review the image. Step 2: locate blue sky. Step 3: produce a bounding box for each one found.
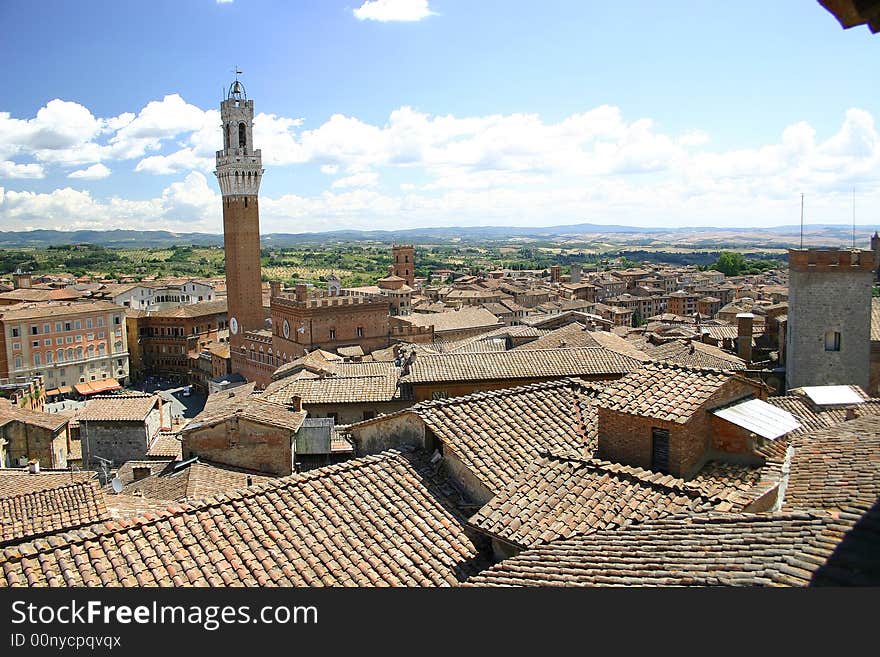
[1,0,878,234]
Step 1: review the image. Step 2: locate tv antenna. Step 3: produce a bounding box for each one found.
[852,187,856,249]
[799,193,804,249]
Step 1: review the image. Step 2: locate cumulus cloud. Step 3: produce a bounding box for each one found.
[0,161,44,179]
[1,94,879,232]
[331,171,380,188]
[68,163,111,180]
[353,0,435,22]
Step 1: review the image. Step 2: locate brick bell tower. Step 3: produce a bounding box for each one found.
[214,73,264,363]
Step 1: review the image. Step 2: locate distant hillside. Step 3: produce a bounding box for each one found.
[0,222,875,249]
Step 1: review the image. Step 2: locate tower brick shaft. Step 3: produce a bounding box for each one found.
[214,77,264,355]
[392,245,415,286]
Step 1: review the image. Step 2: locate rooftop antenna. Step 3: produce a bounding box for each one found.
[800,193,804,249]
[852,187,856,249]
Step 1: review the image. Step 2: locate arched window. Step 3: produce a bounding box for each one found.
[57,349,64,362]
[66,348,73,360]
[75,347,83,360]
[98,344,106,355]
[239,122,247,149]
[225,124,232,150]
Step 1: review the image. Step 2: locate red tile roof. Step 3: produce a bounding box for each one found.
[0,452,488,587]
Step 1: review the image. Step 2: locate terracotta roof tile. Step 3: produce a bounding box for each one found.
[119,460,275,502]
[465,503,880,587]
[76,394,159,423]
[403,347,644,384]
[1,481,109,545]
[0,451,488,587]
[469,447,786,549]
[646,339,747,370]
[415,379,603,495]
[595,362,748,424]
[783,415,880,511]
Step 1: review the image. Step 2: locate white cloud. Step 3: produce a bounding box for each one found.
[331,171,380,188]
[68,163,111,180]
[0,161,44,179]
[1,94,879,232]
[354,0,435,22]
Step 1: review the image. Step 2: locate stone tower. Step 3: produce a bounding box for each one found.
[786,248,874,392]
[214,75,264,358]
[392,244,415,286]
[871,231,880,282]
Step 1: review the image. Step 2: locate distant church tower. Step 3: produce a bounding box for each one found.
[392,244,415,287]
[214,74,264,363]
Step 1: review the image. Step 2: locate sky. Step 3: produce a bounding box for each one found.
[0,0,878,235]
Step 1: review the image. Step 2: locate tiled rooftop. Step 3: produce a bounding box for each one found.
[0,451,488,587]
[0,404,70,432]
[465,504,880,586]
[185,387,306,433]
[262,369,407,405]
[0,471,95,498]
[646,339,747,370]
[76,393,159,423]
[595,362,747,424]
[403,347,645,384]
[1,481,109,546]
[783,415,880,511]
[469,453,721,548]
[119,459,276,502]
[416,379,603,495]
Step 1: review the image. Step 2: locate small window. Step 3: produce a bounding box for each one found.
[11,328,20,338]
[31,325,39,335]
[357,326,364,338]
[824,331,841,352]
[329,328,336,340]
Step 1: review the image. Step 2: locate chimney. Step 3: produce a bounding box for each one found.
[736,313,754,364]
[289,395,302,413]
[132,465,151,481]
[270,280,282,298]
[295,284,308,302]
[27,459,40,474]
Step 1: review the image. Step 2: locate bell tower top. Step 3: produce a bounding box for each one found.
[214,69,263,197]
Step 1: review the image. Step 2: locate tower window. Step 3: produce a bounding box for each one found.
[225,124,232,150]
[824,330,841,352]
[239,122,247,148]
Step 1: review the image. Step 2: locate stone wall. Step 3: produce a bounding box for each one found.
[0,422,68,469]
[787,249,873,391]
[81,421,149,468]
[348,412,426,455]
[182,417,293,476]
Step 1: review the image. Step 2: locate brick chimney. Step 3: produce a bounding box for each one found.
[270,280,282,298]
[295,284,308,302]
[736,313,754,364]
[289,395,302,412]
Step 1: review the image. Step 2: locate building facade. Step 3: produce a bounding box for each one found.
[0,301,129,395]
